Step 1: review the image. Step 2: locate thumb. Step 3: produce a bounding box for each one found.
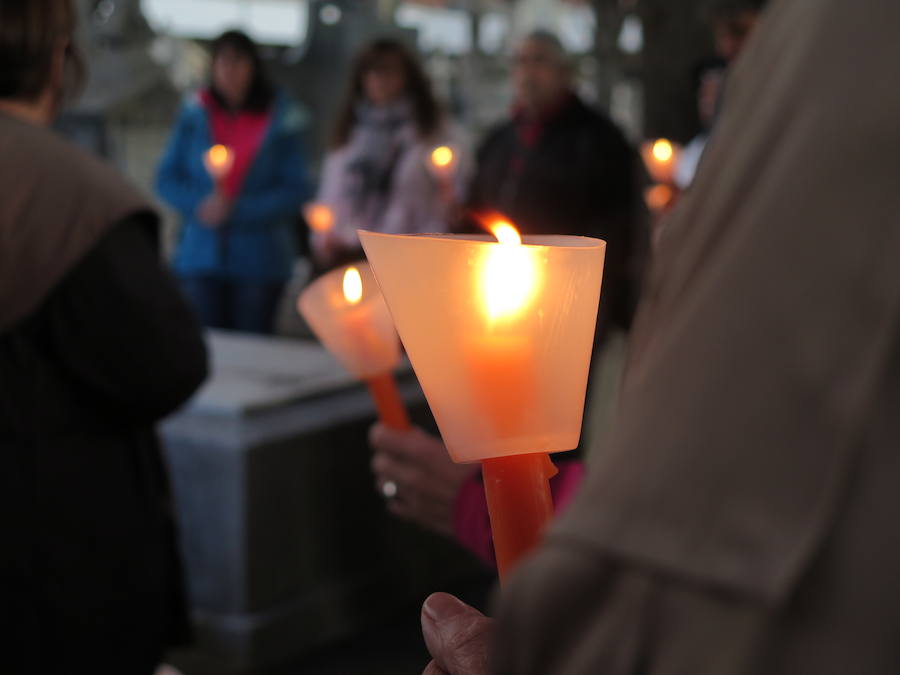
[421,593,493,675]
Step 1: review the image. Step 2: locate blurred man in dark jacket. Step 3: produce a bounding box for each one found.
[466,30,647,339]
[0,2,208,673]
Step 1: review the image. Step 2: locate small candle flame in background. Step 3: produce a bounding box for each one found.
[208,144,230,166]
[641,138,681,184]
[343,266,364,306]
[480,216,539,322]
[651,139,674,163]
[204,144,234,181]
[305,203,335,232]
[431,145,455,169]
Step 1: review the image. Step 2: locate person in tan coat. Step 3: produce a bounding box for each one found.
[418,0,900,672]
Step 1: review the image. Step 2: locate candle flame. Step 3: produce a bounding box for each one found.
[343,266,363,306]
[305,203,334,232]
[651,139,674,163]
[488,220,522,246]
[204,144,234,180]
[431,145,454,168]
[208,144,230,167]
[482,219,538,322]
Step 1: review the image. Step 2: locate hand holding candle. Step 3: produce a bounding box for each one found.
[641,138,681,185]
[361,223,605,579]
[427,145,458,204]
[204,144,235,188]
[297,262,410,430]
[198,145,235,228]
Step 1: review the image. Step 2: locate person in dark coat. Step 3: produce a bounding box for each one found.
[0,2,208,673]
[466,30,648,339]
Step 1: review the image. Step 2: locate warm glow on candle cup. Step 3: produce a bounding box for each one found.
[359,232,605,464]
[297,262,401,379]
[641,138,681,184]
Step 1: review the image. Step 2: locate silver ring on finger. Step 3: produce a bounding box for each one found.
[381,479,398,500]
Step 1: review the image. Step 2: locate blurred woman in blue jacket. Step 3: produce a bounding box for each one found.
[157,30,309,334]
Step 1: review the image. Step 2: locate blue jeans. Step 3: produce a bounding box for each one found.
[179,276,285,335]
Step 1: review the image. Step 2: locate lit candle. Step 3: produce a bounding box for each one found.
[203,144,235,191]
[469,220,553,577]
[304,202,335,233]
[641,138,681,184]
[427,145,458,203]
[467,219,538,435]
[360,222,606,579]
[297,262,410,430]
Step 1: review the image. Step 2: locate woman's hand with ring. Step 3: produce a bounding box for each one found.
[369,424,478,537]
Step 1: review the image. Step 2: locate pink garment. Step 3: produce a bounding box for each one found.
[453,459,586,569]
[201,90,272,199]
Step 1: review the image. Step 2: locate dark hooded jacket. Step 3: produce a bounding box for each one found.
[0,112,208,674]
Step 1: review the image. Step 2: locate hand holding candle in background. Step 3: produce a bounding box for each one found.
[203,143,235,186]
[427,144,458,206]
[641,138,681,184]
[297,262,410,430]
[196,193,232,228]
[198,144,236,228]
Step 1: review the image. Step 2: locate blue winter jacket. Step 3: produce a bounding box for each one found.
[156,91,309,281]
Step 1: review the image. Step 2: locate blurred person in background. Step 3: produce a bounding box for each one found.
[466,30,648,345]
[673,0,767,191]
[157,30,309,335]
[674,57,727,190]
[710,0,767,64]
[311,38,463,272]
[0,1,208,672]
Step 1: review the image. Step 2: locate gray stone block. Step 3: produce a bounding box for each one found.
[161,332,485,672]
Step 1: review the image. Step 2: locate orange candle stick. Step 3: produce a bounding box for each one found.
[361,220,606,579]
[297,263,409,429]
[366,371,410,430]
[482,453,557,578]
